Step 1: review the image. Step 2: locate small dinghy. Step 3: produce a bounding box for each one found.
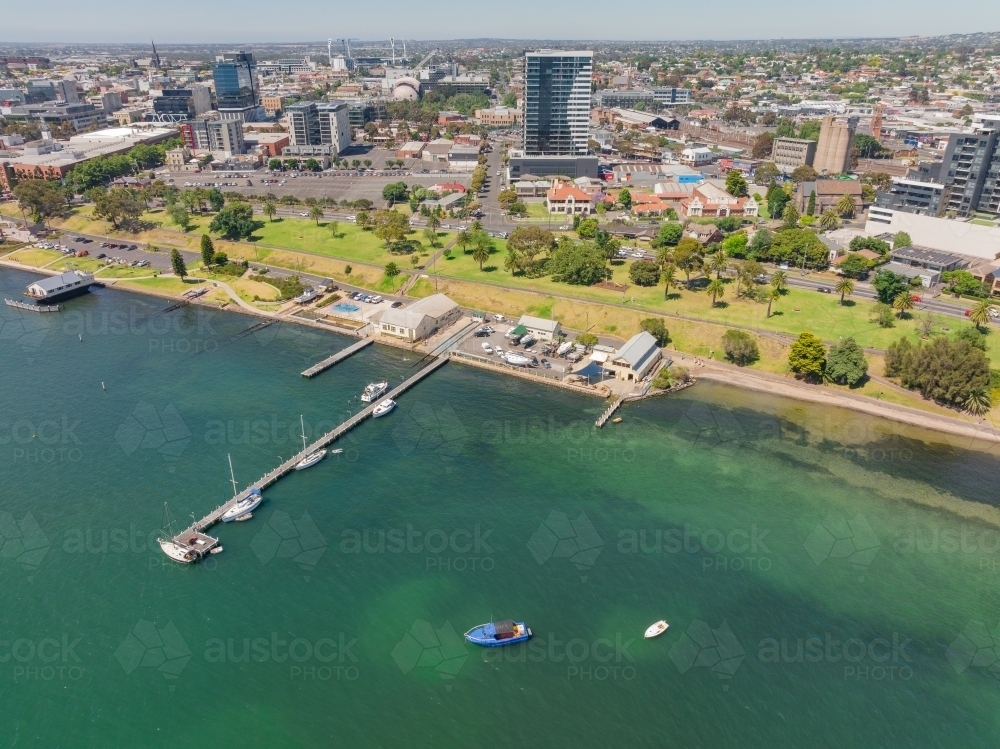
[464,619,531,647]
[331,448,343,454]
[644,620,669,639]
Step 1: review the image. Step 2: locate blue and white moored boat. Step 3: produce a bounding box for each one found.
[221,488,263,522]
[464,619,531,647]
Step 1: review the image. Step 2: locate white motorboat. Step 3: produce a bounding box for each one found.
[222,488,263,522]
[294,415,325,470]
[644,620,669,639]
[296,449,327,470]
[372,398,396,418]
[361,380,389,402]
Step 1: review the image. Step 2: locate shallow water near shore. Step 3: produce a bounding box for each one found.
[2,266,1000,747]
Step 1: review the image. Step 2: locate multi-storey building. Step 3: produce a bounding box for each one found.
[286,101,350,154]
[875,178,950,217]
[939,118,1000,216]
[151,87,213,122]
[212,52,262,122]
[523,50,593,156]
[180,118,245,155]
[593,87,691,110]
[771,137,817,173]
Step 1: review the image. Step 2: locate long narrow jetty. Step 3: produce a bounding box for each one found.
[5,299,60,312]
[595,396,625,428]
[301,338,373,378]
[173,355,450,553]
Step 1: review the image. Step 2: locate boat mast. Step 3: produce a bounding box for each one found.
[301,414,307,452]
[228,453,239,497]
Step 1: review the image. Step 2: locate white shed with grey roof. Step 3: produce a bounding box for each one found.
[379,293,461,341]
[517,315,561,341]
[605,331,662,382]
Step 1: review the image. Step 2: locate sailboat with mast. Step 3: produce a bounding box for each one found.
[157,502,200,563]
[221,453,263,522]
[295,415,327,470]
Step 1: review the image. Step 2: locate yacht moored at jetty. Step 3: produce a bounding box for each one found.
[24,270,94,303]
[361,380,389,402]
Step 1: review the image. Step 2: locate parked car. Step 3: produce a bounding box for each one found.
[75,249,88,257]
[817,286,831,293]
[96,253,107,259]
[391,301,403,308]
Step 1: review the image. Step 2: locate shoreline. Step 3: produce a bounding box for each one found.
[4,258,998,446]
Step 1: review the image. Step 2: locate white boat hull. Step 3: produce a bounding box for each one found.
[295,449,326,470]
[644,620,669,639]
[372,399,396,418]
[159,539,197,564]
[361,381,389,402]
[221,492,263,522]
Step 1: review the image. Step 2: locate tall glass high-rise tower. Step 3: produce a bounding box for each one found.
[212,51,262,122]
[523,51,593,156]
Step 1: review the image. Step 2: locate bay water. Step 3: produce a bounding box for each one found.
[1,266,999,747]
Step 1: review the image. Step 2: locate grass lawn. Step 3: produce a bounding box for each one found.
[116,276,205,297]
[230,278,281,303]
[524,202,549,219]
[5,249,64,267]
[96,265,158,279]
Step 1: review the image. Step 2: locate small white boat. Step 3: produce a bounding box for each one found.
[361,380,389,402]
[644,620,669,639]
[372,398,396,418]
[296,449,326,469]
[331,448,344,454]
[222,488,263,522]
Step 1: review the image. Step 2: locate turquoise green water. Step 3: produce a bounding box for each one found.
[2,266,1000,747]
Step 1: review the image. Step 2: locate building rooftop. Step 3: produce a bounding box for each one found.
[614,331,660,370]
[891,245,966,266]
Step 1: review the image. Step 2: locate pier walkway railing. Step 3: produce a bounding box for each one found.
[301,338,373,378]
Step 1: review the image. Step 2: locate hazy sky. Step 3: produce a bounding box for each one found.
[3,0,999,43]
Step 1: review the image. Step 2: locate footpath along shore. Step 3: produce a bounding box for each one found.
[4,256,1000,447]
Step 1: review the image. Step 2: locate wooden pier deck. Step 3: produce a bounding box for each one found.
[5,299,60,312]
[173,355,450,553]
[595,396,625,428]
[301,338,373,378]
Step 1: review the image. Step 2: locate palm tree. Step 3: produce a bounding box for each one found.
[309,205,324,225]
[661,265,678,300]
[820,209,841,230]
[456,229,471,254]
[426,214,441,231]
[969,299,994,330]
[504,248,521,274]
[263,201,277,222]
[965,388,992,418]
[472,243,491,271]
[835,277,854,305]
[763,287,780,318]
[892,290,915,318]
[836,193,856,218]
[706,277,725,307]
[770,269,787,293]
[708,250,729,279]
[328,220,340,238]
[655,247,673,269]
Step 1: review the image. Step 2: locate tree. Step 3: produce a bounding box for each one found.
[754,162,780,185]
[806,190,817,216]
[838,253,871,279]
[498,189,518,212]
[789,332,826,380]
[872,270,909,305]
[826,337,868,386]
[629,260,661,286]
[835,277,855,304]
[355,210,370,229]
[384,261,399,278]
[200,234,215,268]
[661,265,679,299]
[576,218,599,239]
[870,302,895,328]
[371,209,409,249]
[13,179,66,223]
[782,203,800,229]
[576,332,599,347]
[655,222,684,247]
[640,318,669,346]
[209,203,261,240]
[706,277,725,306]
[965,389,992,417]
[328,220,340,238]
[893,231,912,248]
[618,188,632,210]
[751,133,774,160]
[547,241,612,286]
[892,290,916,318]
[790,165,819,184]
[768,188,789,219]
[770,269,787,293]
[206,188,225,212]
[168,204,192,231]
[819,208,841,231]
[762,286,780,318]
[381,181,408,205]
[722,232,748,259]
[885,337,990,408]
[722,329,759,366]
[425,214,441,231]
[836,193,857,218]
[472,234,493,270]
[672,238,703,286]
[309,205,324,225]
[725,170,748,197]
[748,228,773,258]
[507,226,556,277]
[170,248,187,279]
[969,299,995,330]
[849,236,890,255]
[456,229,471,253]
[708,250,729,278]
[422,227,438,248]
